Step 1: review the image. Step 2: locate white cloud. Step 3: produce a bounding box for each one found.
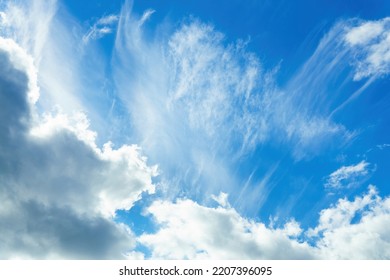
[112,6,351,214]
[0,0,57,64]
[83,14,119,44]
[97,14,119,25]
[139,187,390,259]
[0,11,7,25]
[113,7,249,202]
[309,186,390,259]
[0,38,157,259]
[345,18,390,80]
[325,160,371,189]
[211,192,230,208]
[139,9,155,27]
[139,197,316,259]
[345,21,385,45]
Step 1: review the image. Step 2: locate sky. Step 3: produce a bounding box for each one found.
[0,0,389,259]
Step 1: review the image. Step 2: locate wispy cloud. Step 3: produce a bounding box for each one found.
[83,14,119,44]
[0,11,7,25]
[325,160,371,189]
[139,9,155,27]
[307,186,390,259]
[111,4,358,213]
[0,0,57,64]
[113,8,262,203]
[377,143,390,150]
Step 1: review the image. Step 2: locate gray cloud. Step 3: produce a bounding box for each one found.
[0,200,133,259]
[0,39,156,259]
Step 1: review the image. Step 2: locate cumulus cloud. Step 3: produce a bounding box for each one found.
[325,160,371,189]
[308,186,390,259]
[0,38,157,259]
[139,187,390,259]
[139,198,316,259]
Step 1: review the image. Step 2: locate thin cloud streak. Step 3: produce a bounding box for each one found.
[83,14,119,44]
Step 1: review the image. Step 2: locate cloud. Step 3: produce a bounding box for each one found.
[113,8,287,214]
[345,21,385,45]
[2,0,389,260]
[345,17,390,80]
[97,14,119,25]
[0,11,7,25]
[112,5,354,214]
[139,186,390,259]
[377,144,390,150]
[308,186,390,259]
[139,197,316,259]
[83,14,119,44]
[325,160,371,189]
[139,9,155,27]
[0,200,135,259]
[0,38,157,259]
[0,0,122,144]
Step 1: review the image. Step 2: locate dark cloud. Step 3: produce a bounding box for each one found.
[0,42,155,259]
[0,200,133,259]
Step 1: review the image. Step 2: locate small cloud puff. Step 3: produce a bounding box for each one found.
[83,14,119,44]
[325,160,372,189]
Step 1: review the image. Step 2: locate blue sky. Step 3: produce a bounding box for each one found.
[0,0,390,259]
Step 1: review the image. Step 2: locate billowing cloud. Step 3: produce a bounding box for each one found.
[308,186,390,259]
[325,161,371,189]
[139,197,316,259]
[0,37,157,259]
[139,186,390,259]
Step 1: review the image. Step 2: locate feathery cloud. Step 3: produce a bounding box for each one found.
[83,14,119,44]
[325,161,371,189]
